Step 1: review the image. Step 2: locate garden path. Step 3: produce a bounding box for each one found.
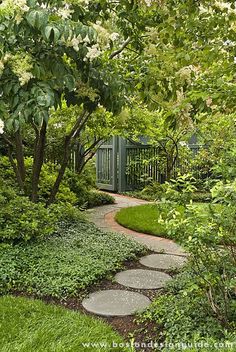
[83,193,187,317]
[87,193,185,256]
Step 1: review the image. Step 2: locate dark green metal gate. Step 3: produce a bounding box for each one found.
[96,137,118,191]
[96,137,160,192]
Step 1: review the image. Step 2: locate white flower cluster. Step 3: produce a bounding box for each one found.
[0,0,29,24]
[65,31,101,61]
[66,33,90,51]
[7,52,34,86]
[84,44,101,61]
[92,21,111,48]
[109,32,119,42]
[144,0,153,7]
[57,4,74,20]
[0,119,4,134]
[176,65,200,85]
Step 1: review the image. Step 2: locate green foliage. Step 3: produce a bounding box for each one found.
[0,156,17,187]
[0,296,128,352]
[141,268,236,351]
[133,174,198,204]
[87,190,115,208]
[139,180,236,350]
[38,162,78,205]
[0,221,145,297]
[161,174,198,205]
[0,179,55,242]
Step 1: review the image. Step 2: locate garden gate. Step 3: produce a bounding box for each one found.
[96,137,118,191]
[96,136,205,192]
[96,137,161,192]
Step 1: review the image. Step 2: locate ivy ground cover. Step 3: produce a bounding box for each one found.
[0,221,145,298]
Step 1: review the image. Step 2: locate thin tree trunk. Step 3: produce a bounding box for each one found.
[46,110,89,206]
[46,136,71,206]
[31,120,47,202]
[15,129,26,184]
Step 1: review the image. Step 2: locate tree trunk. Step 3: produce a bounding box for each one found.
[75,142,85,173]
[15,129,26,184]
[46,136,71,206]
[166,160,172,181]
[31,120,47,202]
[46,109,90,206]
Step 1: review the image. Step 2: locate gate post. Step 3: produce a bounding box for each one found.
[112,136,118,192]
[118,137,126,193]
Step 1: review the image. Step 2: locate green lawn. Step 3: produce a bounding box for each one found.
[115,203,220,238]
[0,296,129,352]
[0,221,145,298]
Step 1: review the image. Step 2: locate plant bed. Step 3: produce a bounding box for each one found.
[0,221,145,298]
[9,248,178,351]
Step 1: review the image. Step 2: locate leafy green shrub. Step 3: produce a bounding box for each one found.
[133,174,199,204]
[26,159,78,205]
[87,191,115,208]
[0,180,55,242]
[0,156,18,188]
[49,202,84,224]
[140,268,236,350]
[140,181,166,200]
[146,180,236,348]
[191,191,212,202]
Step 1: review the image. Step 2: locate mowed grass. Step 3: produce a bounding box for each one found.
[115,203,220,237]
[115,204,178,236]
[0,296,129,352]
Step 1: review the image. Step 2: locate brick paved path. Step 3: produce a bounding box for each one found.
[87,193,186,256]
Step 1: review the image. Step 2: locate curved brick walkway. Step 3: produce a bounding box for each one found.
[84,193,187,316]
[87,193,186,256]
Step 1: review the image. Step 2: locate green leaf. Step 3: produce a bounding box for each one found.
[26,9,48,29]
[64,75,76,91]
[44,26,54,40]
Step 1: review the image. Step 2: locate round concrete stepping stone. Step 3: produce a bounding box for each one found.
[82,290,151,317]
[140,253,187,270]
[115,269,171,289]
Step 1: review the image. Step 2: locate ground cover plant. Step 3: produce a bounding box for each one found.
[0,296,128,352]
[0,221,145,298]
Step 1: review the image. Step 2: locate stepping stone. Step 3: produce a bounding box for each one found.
[82,290,150,317]
[140,253,187,270]
[114,269,171,289]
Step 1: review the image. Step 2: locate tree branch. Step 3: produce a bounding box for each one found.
[109,37,131,59]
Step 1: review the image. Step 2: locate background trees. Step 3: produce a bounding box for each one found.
[0,0,152,203]
[0,0,236,204]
